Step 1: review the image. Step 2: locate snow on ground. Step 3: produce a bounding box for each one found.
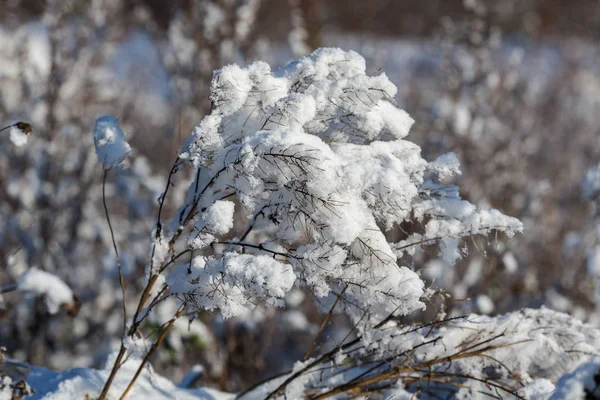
[551,358,600,399]
[16,355,231,400]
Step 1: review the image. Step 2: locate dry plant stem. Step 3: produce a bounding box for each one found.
[129,273,160,334]
[127,157,182,328]
[243,315,467,400]
[98,344,126,399]
[309,340,531,400]
[102,169,128,336]
[97,169,129,400]
[100,157,184,398]
[253,309,406,400]
[155,157,181,237]
[119,304,186,400]
[261,326,521,400]
[303,285,348,361]
[97,274,160,399]
[103,157,261,398]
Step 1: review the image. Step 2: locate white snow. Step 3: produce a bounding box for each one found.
[476,294,495,314]
[377,99,414,139]
[168,253,296,318]
[24,354,232,400]
[93,116,131,169]
[9,126,28,147]
[551,358,600,399]
[203,200,235,235]
[17,268,75,314]
[167,47,523,324]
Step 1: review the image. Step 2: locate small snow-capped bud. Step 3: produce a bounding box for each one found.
[93,116,131,169]
[1,121,32,147]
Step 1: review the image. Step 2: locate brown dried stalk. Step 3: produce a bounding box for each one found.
[303,285,348,361]
[119,303,186,399]
[308,339,531,400]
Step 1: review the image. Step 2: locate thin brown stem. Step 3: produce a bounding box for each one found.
[242,309,404,399]
[119,303,186,400]
[128,274,160,335]
[309,340,530,400]
[98,344,127,399]
[99,155,183,398]
[98,169,129,399]
[102,169,128,334]
[156,157,181,237]
[303,285,347,361]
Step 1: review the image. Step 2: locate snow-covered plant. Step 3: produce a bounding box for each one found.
[0,374,33,400]
[166,47,521,320]
[240,308,600,399]
[98,47,522,397]
[331,0,600,320]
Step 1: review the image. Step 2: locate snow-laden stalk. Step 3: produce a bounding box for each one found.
[95,48,524,398]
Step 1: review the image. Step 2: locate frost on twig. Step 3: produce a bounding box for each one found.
[93,116,131,169]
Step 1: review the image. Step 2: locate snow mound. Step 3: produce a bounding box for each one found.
[22,354,231,400]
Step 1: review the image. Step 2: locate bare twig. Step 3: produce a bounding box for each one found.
[97,169,129,400]
[102,169,128,335]
[303,285,348,361]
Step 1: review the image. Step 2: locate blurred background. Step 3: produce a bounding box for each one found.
[2,0,600,392]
